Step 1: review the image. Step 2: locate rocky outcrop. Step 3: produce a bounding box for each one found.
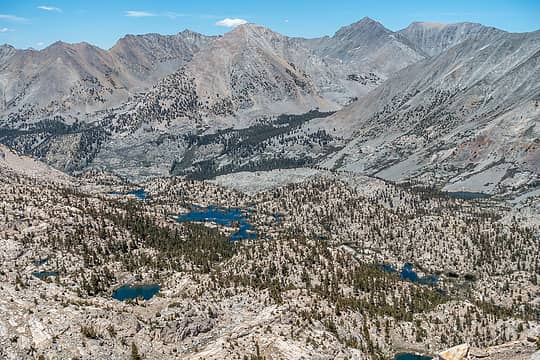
[436,343,469,360]
[158,317,215,343]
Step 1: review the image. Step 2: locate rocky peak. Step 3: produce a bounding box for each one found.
[0,44,16,62]
[219,23,290,53]
[177,29,212,41]
[41,40,104,55]
[227,23,282,41]
[109,30,213,73]
[44,40,69,51]
[38,41,112,68]
[307,16,425,69]
[334,17,391,40]
[0,44,15,52]
[399,21,505,56]
[111,30,212,53]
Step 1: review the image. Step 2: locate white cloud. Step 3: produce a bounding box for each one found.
[125,11,156,17]
[215,18,248,27]
[123,11,223,20]
[37,5,62,12]
[0,14,29,23]
[37,42,45,46]
[0,28,14,33]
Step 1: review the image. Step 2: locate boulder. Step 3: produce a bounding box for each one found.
[436,343,469,360]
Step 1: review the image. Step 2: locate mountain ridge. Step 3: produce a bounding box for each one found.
[0,17,538,195]
[315,28,540,195]
[398,21,506,56]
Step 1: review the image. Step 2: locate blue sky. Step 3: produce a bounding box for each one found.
[1,0,539,50]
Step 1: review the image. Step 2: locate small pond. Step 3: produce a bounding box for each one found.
[394,353,432,360]
[34,257,48,266]
[127,189,148,200]
[401,263,438,285]
[381,263,448,295]
[381,263,438,285]
[112,284,160,301]
[32,271,59,279]
[107,189,149,200]
[176,206,256,241]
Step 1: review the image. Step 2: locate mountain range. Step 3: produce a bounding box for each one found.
[0,17,538,196]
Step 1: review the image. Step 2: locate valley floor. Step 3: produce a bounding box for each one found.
[0,154,539,359]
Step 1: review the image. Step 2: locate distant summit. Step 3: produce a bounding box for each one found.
[0,17,538,192]
[399,21,505,56]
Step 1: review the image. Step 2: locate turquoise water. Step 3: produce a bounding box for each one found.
[401,263,438,285]
[107,189,149,200]
[176,206,256,241]
[112,284,160,301]
[382,264,398,273]
[381,263,438,285]
[127,189,148,200]
[381,263,447,295]
[394,353,432,360]
[32,271,58,279]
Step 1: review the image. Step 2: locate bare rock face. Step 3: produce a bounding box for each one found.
[306,17,425,74]
[436,343,469,360]
[469,336,540,360]
[109,30,216,79]
[110,21,412,130]
[320,28,540,195]
[0,44,16,65]
[0,31,214,122]
[0,41,124,116]
[297,17,426,104]
[159,317,214,343]
[0,144,72,182]
[398,22,504,56]
[181,23,329,118]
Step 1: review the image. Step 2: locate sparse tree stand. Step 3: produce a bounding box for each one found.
[131,342,141,360]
